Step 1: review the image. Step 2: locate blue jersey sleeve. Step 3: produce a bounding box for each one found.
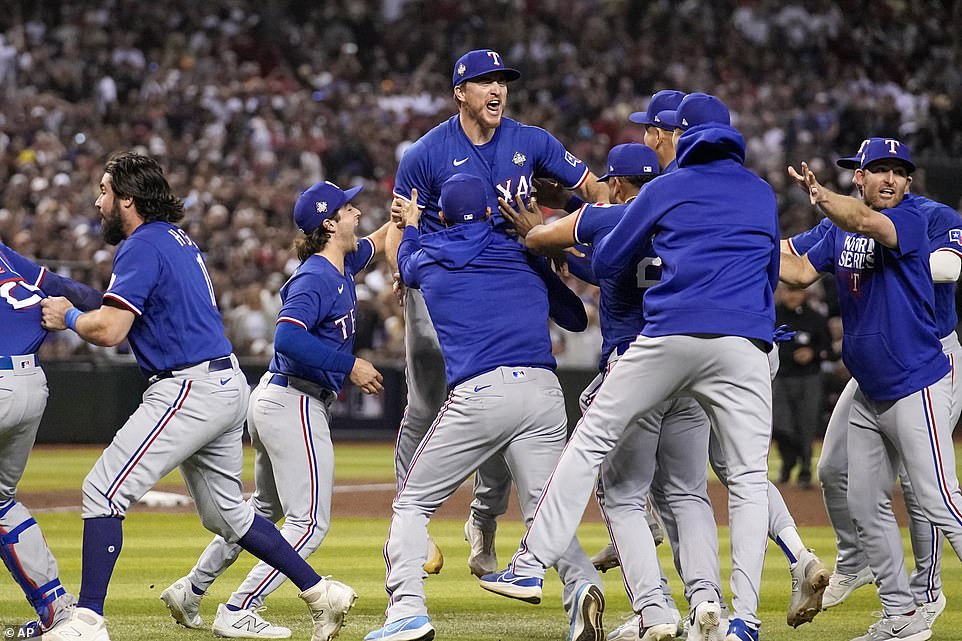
[393,140,437,229]
[787,218,832,256]
[397,226,423,289]
[924,202,962,254]
[566,245,598,286]
[532,127,591,190]
[1,245,43,285]
[804,227,838,274]
[574,203,624,246]
[345,237,376,274]
[885,202,927,259]
[104,239,161,315]
[593,189,659,278]
[277,274,336,331]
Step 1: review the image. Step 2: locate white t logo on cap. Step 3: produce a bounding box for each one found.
[885,139,900,154]
[486,51,502,66]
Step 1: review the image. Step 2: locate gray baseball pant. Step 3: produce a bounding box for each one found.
[396,290,511,531]
[511,335,772,628]
[186,373,335,608]
[384,366,601,622]
[0,361,67,619]
[847,368,962,614]
[818,332,962,602]
[82,356,253,542]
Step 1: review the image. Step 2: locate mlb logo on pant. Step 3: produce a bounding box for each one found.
[511,370,526,379]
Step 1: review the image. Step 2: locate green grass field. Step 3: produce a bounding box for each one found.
[3,444,961,640]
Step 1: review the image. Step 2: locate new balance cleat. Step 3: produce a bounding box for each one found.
[160,577,205,629]
[211,604,291,638]
[787,548,830,627]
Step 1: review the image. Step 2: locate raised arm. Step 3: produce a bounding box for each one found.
[787,162,898,248]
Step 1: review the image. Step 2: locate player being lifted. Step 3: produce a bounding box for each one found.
[160,180,388,638]
[40,152,356,641]
[386,48,609,581]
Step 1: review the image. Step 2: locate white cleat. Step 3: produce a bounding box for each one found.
[822,566,874,610]
[464,519,498,578]
[300,577,359,641]
[849,610,931,641]
[641,623,678,641]
[160,577,205,629]
[919,592,947,629]
[212,604,291,638]
[606,614,641,641]
[423,535,444,575]
[687,601,721,641]
[43,607,111,641]
[787,549,830,627]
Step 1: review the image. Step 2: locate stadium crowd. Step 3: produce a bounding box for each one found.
[1,0,959,370]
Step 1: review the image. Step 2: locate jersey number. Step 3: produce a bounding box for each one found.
[1,281,43,310]
[195,255,218,308]
[636,257,663,288]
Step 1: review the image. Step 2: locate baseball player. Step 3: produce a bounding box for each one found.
[160,181,387,638]
[39,152,355,641]
[779,139,962,641]
[482,93,778,641]
[0,241,101,636]
[784,139,962,627]
[504,138,727,641]
[366,174,604,641]
[386,48,609,577]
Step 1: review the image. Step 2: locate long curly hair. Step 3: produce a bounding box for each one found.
[104,151,184,224]
[293,211,340,261]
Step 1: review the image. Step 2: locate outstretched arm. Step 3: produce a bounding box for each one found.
[778,252,822,288]
[787,163,897,248]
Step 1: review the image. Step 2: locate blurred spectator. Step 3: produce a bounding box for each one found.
[772,285,831,489]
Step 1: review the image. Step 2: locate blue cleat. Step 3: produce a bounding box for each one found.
[725,617,759,641]
[364,615,435,641]
[478,568,543,604]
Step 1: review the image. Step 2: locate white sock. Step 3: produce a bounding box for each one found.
[777,526,806,565]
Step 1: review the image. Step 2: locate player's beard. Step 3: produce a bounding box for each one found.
[101,200,126,245]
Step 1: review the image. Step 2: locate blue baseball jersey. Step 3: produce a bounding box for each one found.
[593,124,778,346]
[574,203,656,368]
[104,222,232,376]
[271,239,375,392]
[394,115,590,234]
[789,194,962,339]
[806,200,949,401]
[0,243,47,355]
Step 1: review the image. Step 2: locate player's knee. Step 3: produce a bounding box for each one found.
[816,456,845,485]
[81,477,117,518]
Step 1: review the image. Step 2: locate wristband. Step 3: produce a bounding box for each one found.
[64,307,82,332]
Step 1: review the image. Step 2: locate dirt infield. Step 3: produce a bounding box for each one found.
[20,477,915,527]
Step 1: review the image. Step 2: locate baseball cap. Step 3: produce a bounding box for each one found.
[629,90,686,129]
[452,49,521,86]
[854,138,915,173]
[597,143,661,181]
[658,92,731,131]
[836,138,875,169]
[293,181,363,233]
[439,173,488,224]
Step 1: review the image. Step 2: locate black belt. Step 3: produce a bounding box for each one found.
[150,357,233,383]
[268,373,337,404]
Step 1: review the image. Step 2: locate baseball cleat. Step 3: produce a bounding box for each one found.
[919,592,947,628]
[478,568,543,604]
[21,591,76,636]
[464,519,498,577]
[787,548,830,627]
[300,577,358,641]
[423,535,444,575]
[724,618,758,641]
[849,610,931,641]
[364,615,435,641]
[42,606,111,641]
[160,577,205,629]
[640,623,677,641]
[591,543,620,573]
[569,583,605,641]
[211,604,291,638]
[687,600,721,641]
[822,566,874,609]
[606,614,640,641]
